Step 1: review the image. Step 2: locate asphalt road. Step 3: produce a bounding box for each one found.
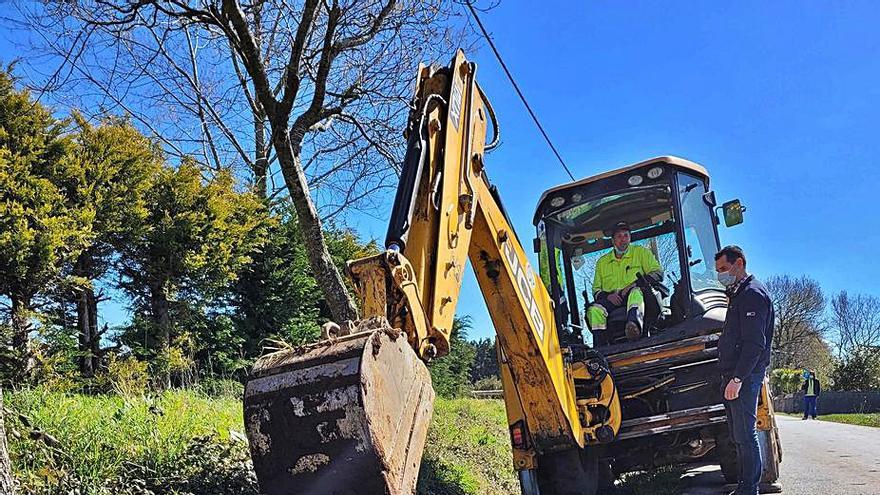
[681,414,880,495]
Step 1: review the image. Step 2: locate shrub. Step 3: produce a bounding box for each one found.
[473,376,502,391]
[195,378,244,400]
[429,318,476,398]
[830,347,880,391]
[104,355,150,397]
[769,368,803,395]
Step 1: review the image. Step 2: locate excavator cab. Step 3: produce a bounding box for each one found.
[531,157,781,491]
[533,156,733,348]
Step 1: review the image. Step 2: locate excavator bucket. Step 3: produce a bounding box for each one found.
[244,324,435,495]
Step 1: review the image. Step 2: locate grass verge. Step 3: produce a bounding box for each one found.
[5,386,256,494]
[418,398,518,495]
[5,389,689,494]
[817,413,880,428]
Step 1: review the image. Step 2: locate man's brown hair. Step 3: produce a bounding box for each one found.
[714,245,747,268]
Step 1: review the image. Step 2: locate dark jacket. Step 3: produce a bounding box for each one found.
[801,377,821,396]
[718,275,775,379]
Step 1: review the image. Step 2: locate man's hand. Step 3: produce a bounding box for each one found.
[608,291,623,306]
[724,379,742,400]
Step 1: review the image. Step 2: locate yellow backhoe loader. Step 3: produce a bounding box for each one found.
[243,51,781,495]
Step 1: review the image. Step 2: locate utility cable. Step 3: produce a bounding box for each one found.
[465,1,576,181]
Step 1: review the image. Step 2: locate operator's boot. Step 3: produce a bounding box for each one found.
[624,288,646,341]
[625,319,641,341]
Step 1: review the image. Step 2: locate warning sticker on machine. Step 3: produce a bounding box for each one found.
[449,79,463,132]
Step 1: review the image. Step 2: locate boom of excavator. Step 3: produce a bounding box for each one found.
[243,50,780,495]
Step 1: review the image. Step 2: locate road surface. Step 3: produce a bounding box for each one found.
[681,414,880,494]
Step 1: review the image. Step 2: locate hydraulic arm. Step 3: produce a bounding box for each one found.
[243,51,620,495]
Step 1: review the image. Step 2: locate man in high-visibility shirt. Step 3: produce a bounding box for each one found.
[801,369,821,420]
[587,222,663,342]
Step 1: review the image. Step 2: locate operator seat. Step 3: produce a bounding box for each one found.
[585,287,664,347]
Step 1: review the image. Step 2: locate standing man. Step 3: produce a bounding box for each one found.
[715,245,775,495]
[587,221,663,342]
[801,370,821,420]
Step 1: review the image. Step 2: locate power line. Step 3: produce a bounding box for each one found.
[465,1,576,181]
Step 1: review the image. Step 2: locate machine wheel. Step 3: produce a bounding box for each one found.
[717,429,781,487]
[597,459,616,491]
[535,448,598,495]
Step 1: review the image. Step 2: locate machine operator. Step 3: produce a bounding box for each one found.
[587,221,663,342]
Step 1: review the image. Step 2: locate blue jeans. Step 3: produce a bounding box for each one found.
[803,395,818,418]
[723,372,764,495]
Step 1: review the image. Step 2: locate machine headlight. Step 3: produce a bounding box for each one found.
[647,166,664,179]
[628,175,644,186]
[550,196,565,207]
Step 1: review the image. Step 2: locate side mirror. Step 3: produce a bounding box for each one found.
[721,199,746,227]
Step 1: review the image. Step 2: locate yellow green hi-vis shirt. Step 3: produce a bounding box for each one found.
[592,245,662,295]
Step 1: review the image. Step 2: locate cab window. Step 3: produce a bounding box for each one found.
[678,174,723,292]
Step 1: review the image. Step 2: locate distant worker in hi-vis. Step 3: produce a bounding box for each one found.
[801,369,821,420]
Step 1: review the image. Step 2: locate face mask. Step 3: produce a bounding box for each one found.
[717,270,736,287]
[803,371,811,379]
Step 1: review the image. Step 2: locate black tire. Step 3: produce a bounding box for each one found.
[718,429,781,486]
[597,459,616,490]
[535,448,598,495]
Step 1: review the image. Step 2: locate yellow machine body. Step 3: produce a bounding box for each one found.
[243,50,779,495]
[244,51,619,494]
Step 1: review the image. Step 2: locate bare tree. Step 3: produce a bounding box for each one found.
[764,275,828,368]
[11,0,475,323]
[0,388,14,494]
[831,290,880,356]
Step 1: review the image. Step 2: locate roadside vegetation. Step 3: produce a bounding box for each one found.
[817,413,880,428]
[4,385,254,494]
[5,386,687,495]
[3,385,516,495]
[418,398,517,495]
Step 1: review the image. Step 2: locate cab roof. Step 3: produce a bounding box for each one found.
[533,156,710,225]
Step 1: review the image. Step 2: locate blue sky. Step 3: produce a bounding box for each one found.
[354,0,880,340]
[3,1,878,341]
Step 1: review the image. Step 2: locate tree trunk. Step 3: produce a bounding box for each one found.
[75,286,98,378]
[9,295,31,380]
[253,113,268,199]
[0,387,14,494]
[88,297,100,374]
[251,5,268,200]
[148,280,172,351]
[149,279,173,389]
[272,126,358,323]
[73,254,101,378]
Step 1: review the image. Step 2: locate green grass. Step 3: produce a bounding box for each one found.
[817,413,880,428]
[4,390,687,494]
[418,398,687,495]
[418,398,518,495]
[5,386,254,494]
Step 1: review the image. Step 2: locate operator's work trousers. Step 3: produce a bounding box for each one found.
[587,287,645,333]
